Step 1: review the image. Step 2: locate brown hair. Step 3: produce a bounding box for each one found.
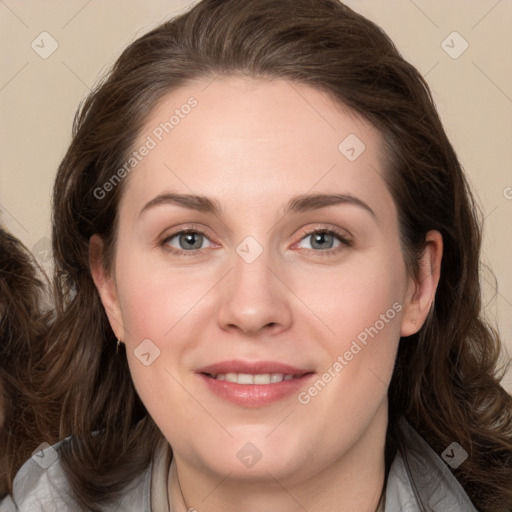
[0,227,56,497]
[17,0,512,509]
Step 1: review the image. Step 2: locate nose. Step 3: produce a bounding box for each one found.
[216,244,293,337]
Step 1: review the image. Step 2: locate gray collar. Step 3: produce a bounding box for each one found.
[384,416,478,511]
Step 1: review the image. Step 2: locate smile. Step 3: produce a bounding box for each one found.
[196,360,316,407]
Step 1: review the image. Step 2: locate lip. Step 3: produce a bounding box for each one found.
[196,359,316,408]
[197,359,313,376]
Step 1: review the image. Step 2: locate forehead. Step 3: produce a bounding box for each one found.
[120,75,395,223]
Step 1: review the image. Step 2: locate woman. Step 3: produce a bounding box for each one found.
[2,0,511,510]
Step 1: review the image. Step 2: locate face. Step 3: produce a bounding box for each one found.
[92,75,437,486]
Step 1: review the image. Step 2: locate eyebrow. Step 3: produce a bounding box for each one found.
[139,192,376,219]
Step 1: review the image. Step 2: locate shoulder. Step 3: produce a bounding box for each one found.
[0,438,153,511]
[385,416,478,511]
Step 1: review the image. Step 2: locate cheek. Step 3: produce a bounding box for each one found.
[292,247,406,411]
[288,263,404,463]
[113,251,213,418]
[115,252,205,445]
[114,249,206,344]
[293,250,406,350]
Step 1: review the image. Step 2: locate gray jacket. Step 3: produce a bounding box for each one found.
[0,417,478,511]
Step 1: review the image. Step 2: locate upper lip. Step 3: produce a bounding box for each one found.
[197,360,314,376]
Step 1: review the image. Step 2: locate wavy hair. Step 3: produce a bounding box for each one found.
[13,0,511,510]
[0,227,56,497]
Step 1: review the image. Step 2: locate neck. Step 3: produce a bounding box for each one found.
[169,402,388,512]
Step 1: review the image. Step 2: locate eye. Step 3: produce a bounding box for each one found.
[295,228,351,255]
[160,226,351,257]
[161,229,214,255]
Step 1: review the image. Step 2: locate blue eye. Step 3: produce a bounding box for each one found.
[298,230,342,251]
[160,227,351,257]
[294,229,351,256]
[163,230,212,253]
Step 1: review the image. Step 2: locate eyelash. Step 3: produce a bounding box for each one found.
[294,226,352,257]
[160,225,352,257]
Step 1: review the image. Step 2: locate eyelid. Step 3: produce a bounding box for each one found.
[294,224,352,243]
[159,224,219,254]
[291,225,353,255]
[159,223,215,240]
[159,223,353,256]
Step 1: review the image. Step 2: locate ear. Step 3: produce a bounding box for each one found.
[89,234,126,341]
[400,230,443,337]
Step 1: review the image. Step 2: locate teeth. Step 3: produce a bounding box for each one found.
[254,374,271,384]
[213,373,296,384]
[237,373,255,384]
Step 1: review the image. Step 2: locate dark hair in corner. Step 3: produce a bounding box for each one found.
[0,227,56,497]
[19,0,510,510]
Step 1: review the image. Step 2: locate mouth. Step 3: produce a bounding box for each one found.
[196,360,316,408]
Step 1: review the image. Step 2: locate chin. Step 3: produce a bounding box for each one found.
[193,433,311,481]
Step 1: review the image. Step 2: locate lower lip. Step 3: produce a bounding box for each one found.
[198,373,315,408]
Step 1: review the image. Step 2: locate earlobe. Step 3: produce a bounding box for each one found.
[89,234,125,340]
[400,230,443,337]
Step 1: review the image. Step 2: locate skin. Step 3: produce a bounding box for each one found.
[90,75,442,512]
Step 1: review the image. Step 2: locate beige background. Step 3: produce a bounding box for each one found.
[0,0,511,391]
